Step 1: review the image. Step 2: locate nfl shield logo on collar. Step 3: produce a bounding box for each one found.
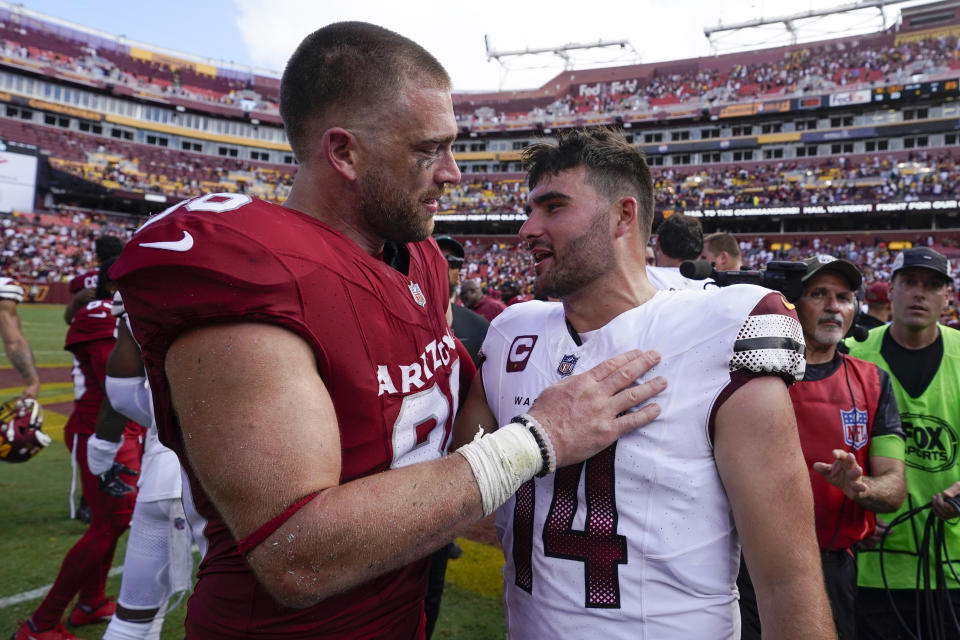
[409,282,426,307]
[557,354,579,377]
[841,407,869,450]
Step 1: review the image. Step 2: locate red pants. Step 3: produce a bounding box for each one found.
[30,430,142,630]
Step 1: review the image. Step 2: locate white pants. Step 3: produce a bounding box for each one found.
[102,498,193,640]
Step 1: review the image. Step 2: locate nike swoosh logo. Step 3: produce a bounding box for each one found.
[139,230,194,252]
[90,312,108,318]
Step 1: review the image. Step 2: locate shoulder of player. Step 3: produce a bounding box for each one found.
[66,299,116,346]
[0,276,24,302]
[115,194,322,277]
[655,283,783,319]
[71,299,115,323]
[133,193,282,239]
[489,300,558,329]
[484,300,560,348]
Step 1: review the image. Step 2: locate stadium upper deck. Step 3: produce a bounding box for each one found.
[0,0,958,233]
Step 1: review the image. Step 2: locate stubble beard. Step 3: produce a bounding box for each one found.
[535,208,615,299]
[358,167,436,244]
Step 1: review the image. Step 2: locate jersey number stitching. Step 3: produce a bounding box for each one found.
[513,442,626,608]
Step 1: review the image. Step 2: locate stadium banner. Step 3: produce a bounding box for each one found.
[683,199,960,218]
[576,79,640,98]
[882,118,960,137]
[873,79,960,103]
[828,90,871,107]
[795,96,825,110]
[757,100,792,113]
[719,103,758,118]
[0,147,38,213]
[801,127,877,143]
[27,98,102,122]
[640,137,757,156]
[438,213,528,222]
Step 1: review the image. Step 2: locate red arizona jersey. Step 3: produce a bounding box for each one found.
[110,193,462,639]
[65,299,143,437]
[69,269,99,294]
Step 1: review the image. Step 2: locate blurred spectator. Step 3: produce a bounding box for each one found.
[459,278,506,322]
[858,282,892,330]
[701,232,743,271]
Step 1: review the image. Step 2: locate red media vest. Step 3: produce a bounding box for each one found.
[790,355,883,550]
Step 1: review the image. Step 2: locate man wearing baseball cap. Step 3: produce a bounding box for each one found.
[846,247,960,639]
[857,282,891,331]
[738,255,906,640]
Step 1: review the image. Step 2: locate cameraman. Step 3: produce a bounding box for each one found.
[739,255,905,640]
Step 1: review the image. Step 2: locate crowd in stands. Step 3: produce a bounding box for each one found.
[654,151,960,211]
[456,33,960,126]
[1,11,958,128]
[0,207,139,285]
[0,118,295,202]
[439,152,960,216]
[4,203,960,324]
[0,18,279,114]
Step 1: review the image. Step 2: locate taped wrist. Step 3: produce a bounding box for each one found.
[87,434,122,475]
[456,422,543,516]
[512,413,556,476]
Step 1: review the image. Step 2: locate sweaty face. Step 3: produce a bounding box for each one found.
[520,167,616,300]
[796,271,857,353]
[357,84,460,244]
[889,268,951,331]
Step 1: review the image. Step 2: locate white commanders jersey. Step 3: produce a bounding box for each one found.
[0,277,25,303]
[481,286,804,640]
[646,265,710,292]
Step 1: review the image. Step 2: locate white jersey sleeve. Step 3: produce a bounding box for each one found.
[0,277,25,303]
[646,265,711,291]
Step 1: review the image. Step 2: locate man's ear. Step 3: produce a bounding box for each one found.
[614,196,638,238]
[321,127,360,181]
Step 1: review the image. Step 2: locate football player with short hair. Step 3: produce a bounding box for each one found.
[0,276,40,400]
[451,128,836,639]
[15,262,145,640]
[110,22,664,638]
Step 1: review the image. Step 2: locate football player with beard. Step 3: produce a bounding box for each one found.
[109,23,665,639]
[451,128,836,639]
[15,261,145,640]
[0,276,40,401]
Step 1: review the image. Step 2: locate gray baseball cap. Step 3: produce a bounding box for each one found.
[800,255,863,291]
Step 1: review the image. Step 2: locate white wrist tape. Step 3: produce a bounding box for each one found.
[87,434,122,475]
[456,422,544,516]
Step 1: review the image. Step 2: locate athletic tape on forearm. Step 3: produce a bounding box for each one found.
[87,434,122,475]
[456,422,543,516]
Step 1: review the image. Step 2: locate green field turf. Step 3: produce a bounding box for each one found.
[0,303,507,638]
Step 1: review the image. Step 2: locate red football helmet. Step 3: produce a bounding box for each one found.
[0,398,51,463]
